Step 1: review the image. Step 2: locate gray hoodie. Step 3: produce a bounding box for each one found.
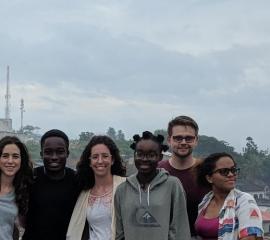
[114,169,191,240]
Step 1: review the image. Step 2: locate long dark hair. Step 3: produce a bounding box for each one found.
[0,136,33,216]
[76,135,126,190]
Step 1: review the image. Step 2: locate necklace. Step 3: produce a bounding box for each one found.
[90,187,113,197]
[89,187,113,206]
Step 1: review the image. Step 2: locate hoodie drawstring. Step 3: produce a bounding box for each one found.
[147,184,150,206]
[138,183,142,204]
[137,183,151,206]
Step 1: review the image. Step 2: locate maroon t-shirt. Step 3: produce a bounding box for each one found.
[158,160,209,236]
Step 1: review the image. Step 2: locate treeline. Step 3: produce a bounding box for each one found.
[24,127,270,186]
[24,127,134,167]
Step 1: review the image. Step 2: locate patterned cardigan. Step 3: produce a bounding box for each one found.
[198,189,264,240]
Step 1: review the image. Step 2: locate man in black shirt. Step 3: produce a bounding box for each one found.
[23,129,78,240]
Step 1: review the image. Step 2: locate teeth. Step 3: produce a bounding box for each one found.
[5,168,15,171]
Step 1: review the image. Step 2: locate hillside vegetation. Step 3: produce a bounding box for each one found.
[25,128,270,186]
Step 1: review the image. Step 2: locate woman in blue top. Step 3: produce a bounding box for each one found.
[0,136,33,240]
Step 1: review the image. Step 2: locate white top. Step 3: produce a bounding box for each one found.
[87,190,112,240]
[66,176,126,240]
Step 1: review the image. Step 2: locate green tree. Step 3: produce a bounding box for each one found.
[241,136,264,181]
[260,152,270,185]
[79,131,94,142]
[25,140,41,164]
[107,127,116,140]
[22,125,40,135]
[154,129,168,144]
[116,130,125,141]
[193,135,235,157]
[243,136,258,154]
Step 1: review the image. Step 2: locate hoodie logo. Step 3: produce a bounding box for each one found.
[135,208,160,227]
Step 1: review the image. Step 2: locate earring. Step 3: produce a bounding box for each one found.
[206,175,212,184]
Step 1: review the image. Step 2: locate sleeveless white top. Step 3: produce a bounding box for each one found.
[86,190,112,240]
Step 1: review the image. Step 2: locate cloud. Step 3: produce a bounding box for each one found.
[0,0,270,152]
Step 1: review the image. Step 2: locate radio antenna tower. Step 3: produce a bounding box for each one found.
[5,65,11,119]
[20,98,25,132]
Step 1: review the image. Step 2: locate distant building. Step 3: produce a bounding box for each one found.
[0,128,32,142]
[0,118,12,132]
[237,181,270,200]
[0,118,14,139]
[0,118,15,139]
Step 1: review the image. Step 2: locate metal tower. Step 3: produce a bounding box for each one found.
[5,65,11,119]
[20,98,25,132]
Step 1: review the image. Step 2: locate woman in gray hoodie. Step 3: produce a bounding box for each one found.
[114,131,190,240]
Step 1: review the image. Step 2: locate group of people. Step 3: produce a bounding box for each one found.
[0,115,264,240]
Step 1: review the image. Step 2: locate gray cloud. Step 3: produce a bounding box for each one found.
[0,0,270,152]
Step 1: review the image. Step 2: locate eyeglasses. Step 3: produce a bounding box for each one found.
[172,135,196,143]
[134,151,159,160]
[212,167,240,177]
[90,153,112,161]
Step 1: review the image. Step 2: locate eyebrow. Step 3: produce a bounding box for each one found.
[1,153,20,156]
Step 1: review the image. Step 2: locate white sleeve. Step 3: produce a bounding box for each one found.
[236,193,264,238]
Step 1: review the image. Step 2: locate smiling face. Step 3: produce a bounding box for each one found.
[0,144,21,179]
[134,139,162,176]
[41,136,68,175]
[90,144,113,178]
[168,125,198,159]
[206,156,237,193]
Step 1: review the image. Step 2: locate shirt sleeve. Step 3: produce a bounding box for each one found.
[236,193,264,238]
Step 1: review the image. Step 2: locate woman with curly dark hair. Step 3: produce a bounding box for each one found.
[67,135,126,240]
[0,136,33,240]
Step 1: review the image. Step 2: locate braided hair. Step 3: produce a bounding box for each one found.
[130,131,169,153]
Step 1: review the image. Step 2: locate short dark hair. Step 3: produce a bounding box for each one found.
[40,129,69,150]
[0,136,33,216]
[167,115,199,136]
[130,131,169,153]
[76,135,126,190]
[197,152,235,189]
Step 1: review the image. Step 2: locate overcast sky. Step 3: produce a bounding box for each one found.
[0,0,270,152]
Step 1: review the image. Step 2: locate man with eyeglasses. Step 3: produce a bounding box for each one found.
[158,116,209,239]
